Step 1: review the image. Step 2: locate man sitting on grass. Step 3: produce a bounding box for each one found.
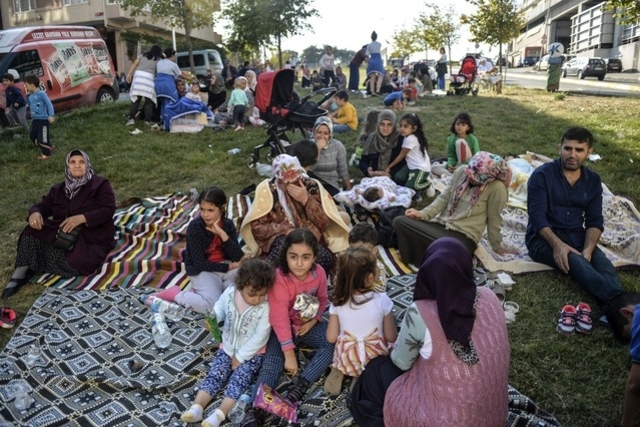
[526,127,623,313]
[329,90,358,134]
[605,291,640,427]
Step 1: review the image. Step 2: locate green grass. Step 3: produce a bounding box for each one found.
[2,87,640,426]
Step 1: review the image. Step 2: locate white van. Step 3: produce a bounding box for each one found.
[176,49,223,84]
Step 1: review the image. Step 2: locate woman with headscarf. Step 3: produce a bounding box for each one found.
[394,151,516,265]
[239,154,350,276]
[156,48,194,127]
[359,109,404,177]
[310,117,351,196]
[126,45,162,126]
[244,69,257,95]
[2,150,116,298]
[349,238,510,426]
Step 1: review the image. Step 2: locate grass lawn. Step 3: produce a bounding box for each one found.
[1,86,640,426]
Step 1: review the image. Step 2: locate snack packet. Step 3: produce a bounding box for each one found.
[253,383,298,424]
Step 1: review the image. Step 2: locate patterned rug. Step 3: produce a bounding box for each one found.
[0,276,560,427]
[34,194,416,290]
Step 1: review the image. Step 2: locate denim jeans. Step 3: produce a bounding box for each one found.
[527,235,622,308]
[332,124,351,134]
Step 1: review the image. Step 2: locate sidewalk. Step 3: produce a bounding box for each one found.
[522,68,639,84]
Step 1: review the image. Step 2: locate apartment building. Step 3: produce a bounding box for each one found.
[510,0,639,71]
[2,0,222,74]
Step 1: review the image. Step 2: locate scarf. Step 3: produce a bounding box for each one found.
[446,151,512,217]
[414,238,478,364]
[362,109,399,168]
[64,149,94,200]
[271,154,308,224]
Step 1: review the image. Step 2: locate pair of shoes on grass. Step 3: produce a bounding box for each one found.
[557,302,593,335]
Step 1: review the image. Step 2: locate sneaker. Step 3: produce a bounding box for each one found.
[285,377,310,404]
[0,308,17,329]
[144,121,153,126]
[575,302,593,334]
[240,408,264,427]
[126,119,135,126]
[557,304,577,335]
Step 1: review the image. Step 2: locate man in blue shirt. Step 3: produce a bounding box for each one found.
[525,127,622,309]
[606,291,640,426]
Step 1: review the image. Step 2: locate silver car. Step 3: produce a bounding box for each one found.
[561,57,606,80]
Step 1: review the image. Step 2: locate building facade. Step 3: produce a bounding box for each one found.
[2,0,222,74]
[510,0,639,71]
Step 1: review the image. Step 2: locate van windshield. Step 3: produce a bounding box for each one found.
[208,52,220,65]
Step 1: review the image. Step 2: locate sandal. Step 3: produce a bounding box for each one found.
[575,302,593,334]
[557,304,577,335]
[0,307,17,329]
[504,301,519,324]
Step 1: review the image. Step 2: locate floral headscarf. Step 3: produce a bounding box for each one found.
[245,70,257,91]
[64,149,94,200]
[313,116,333,139]
[272,154,308,224]
[446,151,512,216]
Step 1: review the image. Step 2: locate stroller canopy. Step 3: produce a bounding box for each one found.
[459,55,479,79]
[255,68,295,114]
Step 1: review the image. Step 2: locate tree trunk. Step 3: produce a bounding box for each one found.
[277,33,283,69]
[182,0,196,75]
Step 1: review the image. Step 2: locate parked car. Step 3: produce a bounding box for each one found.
[518,56,537,67]
[604,58,622,73]
[561,57,606,80]
[493,56,507,67]
[534,55,551,71]
[176,49,223,85]
[0,26,119,113]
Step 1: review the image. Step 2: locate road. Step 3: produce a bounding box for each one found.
[501,67,640,97]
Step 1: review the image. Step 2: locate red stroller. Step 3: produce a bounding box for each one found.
[448,55,479,96]
[248,68,335,168]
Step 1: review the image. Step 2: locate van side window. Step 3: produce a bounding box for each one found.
[207,52,220,65]
[8,50,44,80]
[177,55,205,68]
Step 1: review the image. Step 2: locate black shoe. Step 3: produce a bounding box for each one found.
[241,407,264,427]
[2,277,28,299]
[285,377,311,404]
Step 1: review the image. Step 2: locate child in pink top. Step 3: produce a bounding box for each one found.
[244,229,334,423]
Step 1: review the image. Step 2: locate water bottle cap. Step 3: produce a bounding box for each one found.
[239,393,252,403]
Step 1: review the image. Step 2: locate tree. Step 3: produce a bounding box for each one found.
[604,0,640,25]
[222,0,265,58]
[119,0,218,74]
[223,0,318,68]
[300,45,324,65]
[390,29,420,59]
[461,0,524,72]
[415,4,460,73]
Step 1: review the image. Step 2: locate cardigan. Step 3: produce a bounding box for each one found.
[23,176,115,275]
[184,216,244,276]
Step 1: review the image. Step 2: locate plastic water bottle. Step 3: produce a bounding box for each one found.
[227,148,241,155]
[227,393,251,424]
[139,295,186,321]
[151,313,172,349]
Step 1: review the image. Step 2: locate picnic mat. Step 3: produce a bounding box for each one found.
[0,276,561,427]
[34,193,416,290]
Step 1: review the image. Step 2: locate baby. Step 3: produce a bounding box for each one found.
[362,186,393,203]
[185,83,207,103]
[335,176,415,212]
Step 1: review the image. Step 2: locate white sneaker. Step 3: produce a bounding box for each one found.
[126,119,135,126]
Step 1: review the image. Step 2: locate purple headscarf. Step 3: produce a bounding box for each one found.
[413,237,476,350]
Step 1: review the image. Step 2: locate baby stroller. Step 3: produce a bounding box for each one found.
[247,68,335,168]
[448,55,479,96]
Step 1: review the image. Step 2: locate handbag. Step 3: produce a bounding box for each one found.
[52,225,84,251]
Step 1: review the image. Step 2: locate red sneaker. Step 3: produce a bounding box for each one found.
[557,305,576,335]
[575,302,593,334]
[0,307,17,329]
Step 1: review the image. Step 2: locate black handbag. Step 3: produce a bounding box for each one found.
[52,225,84,252]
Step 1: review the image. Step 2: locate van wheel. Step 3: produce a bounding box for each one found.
[97,88,115,103]
[562,70,566,78]
[578,71,584,80]
[598,75,605,81]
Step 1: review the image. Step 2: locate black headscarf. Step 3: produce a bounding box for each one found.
[414,238,477,350]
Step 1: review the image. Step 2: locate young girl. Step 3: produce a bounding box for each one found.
[385,113,432,194]
[227,77,248,131]
[243,229,334,423]
[180,258,275,427]
[185,81,207,103]
[153,187,243,313]
[444,112,480,174]
[324,246,397,395]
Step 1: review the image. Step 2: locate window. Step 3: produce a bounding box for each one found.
[13,0,36,12]
[64,0,88,4]
[7,50,45,80]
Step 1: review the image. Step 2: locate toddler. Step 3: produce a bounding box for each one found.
[227,77,248,131]
[24,74,55,160]
[180,258,275,427]
[383,88,411,111]
[2,72,29,131]
[348,223,387,293]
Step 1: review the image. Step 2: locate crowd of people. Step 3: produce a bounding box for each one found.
[1,37,639,427]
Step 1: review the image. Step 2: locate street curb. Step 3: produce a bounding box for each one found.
[506,71,640,92]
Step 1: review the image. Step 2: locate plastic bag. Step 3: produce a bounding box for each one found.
[253,383,298,423]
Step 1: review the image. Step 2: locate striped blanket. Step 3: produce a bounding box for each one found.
[129,70,157,105]
[36,193,415,291]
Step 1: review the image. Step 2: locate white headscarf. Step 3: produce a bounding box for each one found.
[64,149,94,199]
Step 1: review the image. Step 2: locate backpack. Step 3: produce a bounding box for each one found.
[373,206,406,248]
